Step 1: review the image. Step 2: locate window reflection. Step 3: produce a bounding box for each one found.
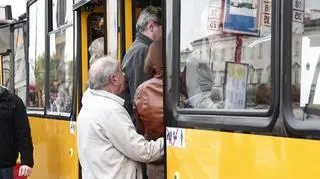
[28,0,46,108]
[88,14,104,46]
[52,0,73,29]
[292,0,320,119]
[180,0,272,111]
[1,55,10,87]
[48,28,73,114]
[14,27,27,105]
[87,14,104,67]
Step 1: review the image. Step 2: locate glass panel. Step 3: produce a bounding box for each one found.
[0,26,10,54]
[52,0,73,29]
[14,27,27,105]
[0,7,6,19]
[28,0,46,109]
[87,13,104,66]
[180,0,272,111]
[293,0,320,118]
[47,27,73,114]
[88,14,104,46]
[2,55,10,87]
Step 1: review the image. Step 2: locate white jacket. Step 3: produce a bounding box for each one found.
[77,89,164,179]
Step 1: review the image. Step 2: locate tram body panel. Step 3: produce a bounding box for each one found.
[167,128,320,179]
[29,117,78,179]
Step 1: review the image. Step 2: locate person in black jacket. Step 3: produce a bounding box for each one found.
[0,86,34,179]
[121,6,162,131]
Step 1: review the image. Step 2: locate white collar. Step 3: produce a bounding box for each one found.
[88,88,125,105]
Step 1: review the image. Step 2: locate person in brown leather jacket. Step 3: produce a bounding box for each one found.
[134,40,164,179]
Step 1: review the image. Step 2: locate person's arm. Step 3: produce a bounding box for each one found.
[13,96,34,168]
[133,85,146,135]
[101,108,164,163]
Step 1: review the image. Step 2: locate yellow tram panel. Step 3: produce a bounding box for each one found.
[29,117,78,179]
[167,128,320,179]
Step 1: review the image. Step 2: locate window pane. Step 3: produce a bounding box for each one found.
[0,7,6,20]
[48,27,73,114]
[88,14,104,47]
[28,0,46,109]
[52,0,73,29]
[14,27,27,105]
[2,55,10,87]
[180,0,272,111]
[0,26,10,54]
[293,0,320,118]
[87,14,104,66]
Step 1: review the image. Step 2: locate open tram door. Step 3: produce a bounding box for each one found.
[73,0,162,177]
[72,0,162,95]
[164,0,320,178]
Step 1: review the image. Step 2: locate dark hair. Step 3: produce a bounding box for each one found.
[136,6,162,32]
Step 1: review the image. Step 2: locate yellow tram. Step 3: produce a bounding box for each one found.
[1,0,320,178]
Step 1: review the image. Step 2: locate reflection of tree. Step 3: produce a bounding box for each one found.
[66,60,73,83]
[292,84,300,103]
[33,53,59,107]
[256,84,271,105]
[49,54,59,87]
[34,53,45,107]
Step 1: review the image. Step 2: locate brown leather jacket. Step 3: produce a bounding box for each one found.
[134,77,163,141]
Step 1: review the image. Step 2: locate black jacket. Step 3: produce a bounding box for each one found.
[121,32,152,118]
[0,87,34,168]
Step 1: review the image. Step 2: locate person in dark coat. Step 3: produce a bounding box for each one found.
[121,6,162,131]
[0,86,34,179]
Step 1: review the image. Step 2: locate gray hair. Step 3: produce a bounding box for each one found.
[136,6,162,32]
[88,37,104,66]
[87,56,118,90]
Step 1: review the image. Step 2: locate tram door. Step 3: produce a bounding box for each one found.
[74,0,162,94]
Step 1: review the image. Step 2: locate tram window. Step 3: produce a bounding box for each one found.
[0,26,10,54]
[1,55,10,87]
[180,0,272,111]
[88,14,104,47]
[292,0,320,119]
[52,0,73,29]
[47,28,73,114]
[87,14,104,66]
[28,0,46,109]
[14,27,27,105]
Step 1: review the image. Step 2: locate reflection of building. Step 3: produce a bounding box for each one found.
[181,9,320,107]
[2,55,10,86]
[180,48,192,72]
[300,13,320,105]
[55,0,67,84]
[181,33,303,88]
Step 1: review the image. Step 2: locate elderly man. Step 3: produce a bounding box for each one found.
[121,6,162,128]
[77,56,164,179]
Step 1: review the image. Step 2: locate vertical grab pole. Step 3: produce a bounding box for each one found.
[235,34,243,64]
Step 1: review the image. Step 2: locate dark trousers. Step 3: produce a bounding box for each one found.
[0,167,14,179]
